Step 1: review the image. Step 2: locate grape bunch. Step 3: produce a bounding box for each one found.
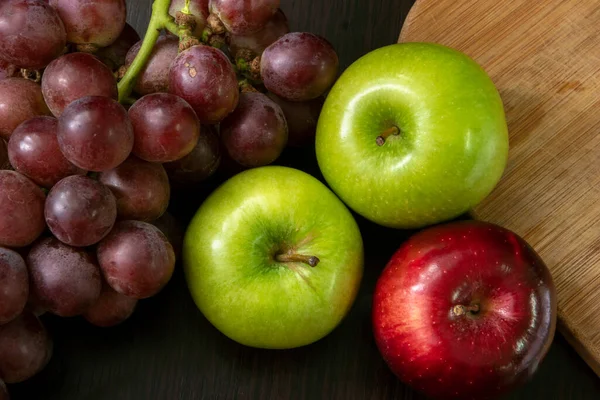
[0,0,340,396]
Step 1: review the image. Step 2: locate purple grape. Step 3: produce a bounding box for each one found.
[97,221,175,299]
[0,78,51,140]
[164,124,221,184]
[49,0,126,48]
[0,171,46,248]
[169,0,209,37]
[128,93,200,162]
[0,312,52,383]
[0,60,18,81]
[266,92,324,147]
[41,52,118,117]
[169,45,239,124]
[83,281,138,327]
[209,0,279,35]
[261,32,339,101]
[98,156,170,222]
[125,35,179,95]
[229,8,289,57]
[27,236,102,317]
[57,96,134,171]
[221,92,288,167]
[96,23,140,71]
[0,0,66,69]
[8,117,86,188]
[45,175,117,247]
[0,247,29,325]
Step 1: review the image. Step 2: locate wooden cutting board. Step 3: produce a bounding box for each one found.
[399,0,600,376]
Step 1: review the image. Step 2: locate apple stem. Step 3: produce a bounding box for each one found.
[376,126,400,146]
[276,253,320,267]
[452,304,480,316]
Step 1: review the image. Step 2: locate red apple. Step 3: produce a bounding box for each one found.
[373,220,557,400]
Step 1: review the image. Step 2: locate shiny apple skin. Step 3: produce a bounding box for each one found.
[315,43,509,229]
[373,220,557,400]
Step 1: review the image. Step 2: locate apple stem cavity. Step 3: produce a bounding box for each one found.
[452,303,480,317]
[376,126,400,146]
[276,253,320,267]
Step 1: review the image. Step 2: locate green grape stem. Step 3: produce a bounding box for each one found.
[117,0,263,103]
[182,0,191,14]
[117,0,177,103]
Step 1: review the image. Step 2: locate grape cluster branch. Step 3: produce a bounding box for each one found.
[118,0,266,104]
[117,0,176,103]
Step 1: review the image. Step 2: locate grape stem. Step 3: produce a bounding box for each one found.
[182,0,191,14]
[117,0,177,103]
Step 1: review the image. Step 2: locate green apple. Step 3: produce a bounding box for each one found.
[182,166,364,349]
[315,42,509,229]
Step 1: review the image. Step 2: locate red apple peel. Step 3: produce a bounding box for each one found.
[372,220,557,400]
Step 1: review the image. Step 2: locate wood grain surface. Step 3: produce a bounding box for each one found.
[7,0,600,399]
[400,0,600,377]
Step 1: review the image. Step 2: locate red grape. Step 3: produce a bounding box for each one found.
[41,53,117,117]
[209,0,279,35]
[0,312,52,383]
[0,171,46,248]
[229,9,289,57]
[128,93,200,162]
[0,78,51,140]
[49,0,126,48]
[0,60,18,81]
[261,32,339,101]
[45,175,117,247]
[266,92,324,147]
[98,156,170,222]
[96,23,140,71]
[0,0,66,69]
[27,236,102,317]
[164,124,221,184]
[97,221,175,299]
[57,96,134,171]
[169,0,209,37]
[0,379,7,400]
[83,282,138,327]
[0,140,8,170]
[150,211,184,259]
[0,247,29,325]
[8,117,86,188]
[125,35,178,96]
[169,45,239,124]
[221,92,288,167]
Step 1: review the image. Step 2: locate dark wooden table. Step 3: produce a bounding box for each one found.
[9,0,600,399]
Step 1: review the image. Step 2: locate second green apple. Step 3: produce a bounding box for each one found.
[316,42,509,229]
[183,166,364,349]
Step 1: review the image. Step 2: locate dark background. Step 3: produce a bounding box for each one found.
[9,0,600,399]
